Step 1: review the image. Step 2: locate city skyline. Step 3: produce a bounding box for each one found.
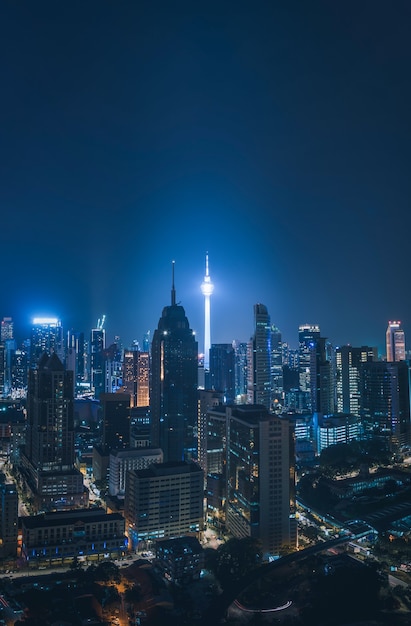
[1,2,410,355]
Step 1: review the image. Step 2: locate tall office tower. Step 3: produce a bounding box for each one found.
[310,336,334,416]
[1,317,13,342]
[90,317,106,399]
[200,253,214,371]
[143,331,151,353]
[233,340,248,401]
[386,321,406,362]
[226,405,297,557]
[209,343,235,404]
[298,324,321,410]
[0,477,18,558]
[271,324,283,402]
[123,349,150,408]
[21,352,87,512]
[101,392,131,451]
[247,304,272,410]
[125,461,204,550]
[11,347,28,396]
[30,317,64,369]
[108,447,163,497]
[66,330,85,395]
[361,360,411,448]
[150,263,198,462]
[197,389,225,476]
[335,345,377,415]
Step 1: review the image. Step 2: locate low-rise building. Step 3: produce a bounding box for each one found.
[21,507,127,566]
[155,536,204,584]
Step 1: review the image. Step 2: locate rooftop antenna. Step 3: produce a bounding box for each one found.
[171,260,176,306]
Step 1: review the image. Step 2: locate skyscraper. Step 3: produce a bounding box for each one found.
[21,352,86,512]
[310,336,334,416]
[298,324,321,410]
[247,304,272,410]
[386,321,406,362]
[90,316,106,399]
[150,263,198,462]
[30,317,64,369]
[123,348,150,408]
[335,345,377,415]
[200,253,214,371]
[209,343,235,404]
[361,360,411,448]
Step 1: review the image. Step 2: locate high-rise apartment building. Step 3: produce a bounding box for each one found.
[21,352,87,512]
[247,304,272,410]
[225,405,297,557]
[30,317,64,369]
[335,345,377,416]
[197,390,225,477]
[150,264,198,462]
[1,318,13,342]
[386,321,406,362]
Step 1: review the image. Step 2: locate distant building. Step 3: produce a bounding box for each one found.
[386,321,406,362]
[21,508,127,566]
[225,405,297,557]
[298,324,320,411]
[30,317,64,369]
[123,349,150,408]
[155,536,204,584]
[100,392,131,451]
[335,345,377,416]
[125,461,204,550]
[310,336,334,416]
[361,360,411,448]
[316,414,360,454]
[209,344,235,403]
[197,389,224,477]
[21,352,87,512]
[247,304,272,410]
[108,447,163,496]
[90,321,106,400]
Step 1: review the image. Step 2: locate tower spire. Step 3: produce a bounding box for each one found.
[201,252,214,370]
[171,260,176,306]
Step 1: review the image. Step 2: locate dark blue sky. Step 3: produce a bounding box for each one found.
[1,1,410,354]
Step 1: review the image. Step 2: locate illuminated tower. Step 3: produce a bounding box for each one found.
[386,321,406,362]
[30,317,64,369]
[200,253,214,371]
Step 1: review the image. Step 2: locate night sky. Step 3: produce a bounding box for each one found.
[1,1,410,355]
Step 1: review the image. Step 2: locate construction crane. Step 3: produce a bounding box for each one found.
[96,314,106,330]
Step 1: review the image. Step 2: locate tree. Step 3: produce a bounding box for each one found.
[214,537,262,590]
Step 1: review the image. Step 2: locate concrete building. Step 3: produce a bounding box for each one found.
[124,461,204,550]
[108,447,163,496]
[0,477,18,558]
[225,405,297,557]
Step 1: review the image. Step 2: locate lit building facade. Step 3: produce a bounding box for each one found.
[335,345,377,416]
[30,317,64,369]
[298,324,320,410]
[108,447,163,496]
[247,304,272,410]
[21,352,87,512]
[386,321,406,362]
